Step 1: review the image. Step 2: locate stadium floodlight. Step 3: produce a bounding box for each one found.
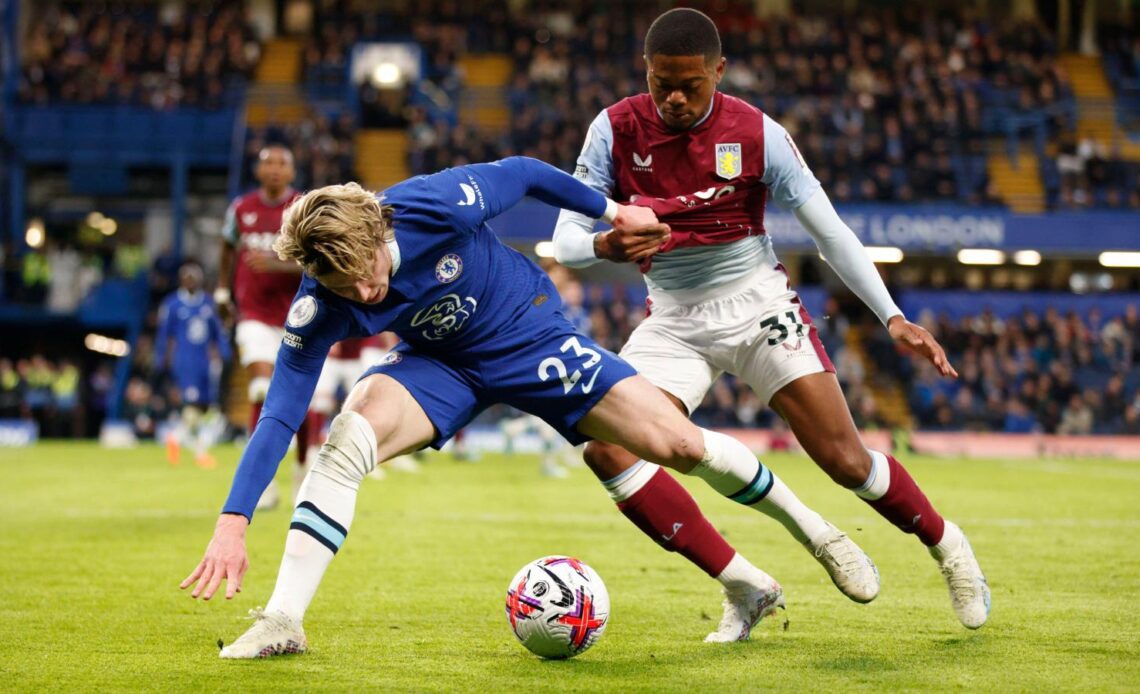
[85,211,105,228]
[1012,250,1042,266]
[25,219,45,249]
[863,246,904,263]
[957,248,1005,265]
[1098,251,1140,268]
[372,62,402,87]
[534,241,555,258]
[99,218,118,236]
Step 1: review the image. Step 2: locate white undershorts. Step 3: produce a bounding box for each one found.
[235,320,285,367]
[620,263,835,414]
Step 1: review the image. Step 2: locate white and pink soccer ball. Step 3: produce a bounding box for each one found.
[505,556,610,659]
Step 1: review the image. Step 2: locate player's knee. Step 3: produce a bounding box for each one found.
[341,376,401,446]
[310,410,378,485]
[636,426,703,471]
[818,444,872,488]
[584,440,645,479]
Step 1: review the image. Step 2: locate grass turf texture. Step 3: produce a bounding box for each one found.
[1,443,1138,692]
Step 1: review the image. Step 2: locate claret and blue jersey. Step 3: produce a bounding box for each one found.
[223,157,637,518]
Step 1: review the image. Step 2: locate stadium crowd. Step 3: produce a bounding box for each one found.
[18,2,260,109]
[366,3,1077,206]
[241,115,358,191]
[895,305,1140,434]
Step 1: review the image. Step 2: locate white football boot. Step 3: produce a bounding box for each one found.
[805,522,880,603]
[932,522,991,629]
[704,575,787,643]
[219,608,307,659]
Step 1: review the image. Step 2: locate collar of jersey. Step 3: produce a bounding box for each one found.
[655,91,717,130]
[387,238,401,276]
[177,288,203,305]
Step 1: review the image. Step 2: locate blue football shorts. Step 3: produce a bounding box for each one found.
[359,312,637,448]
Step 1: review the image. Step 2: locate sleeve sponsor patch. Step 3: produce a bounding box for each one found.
[785,132,808,172]
[574,164,589,179]
[283,332,303,349]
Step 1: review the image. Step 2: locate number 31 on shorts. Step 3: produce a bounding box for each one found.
[538,337,603,395]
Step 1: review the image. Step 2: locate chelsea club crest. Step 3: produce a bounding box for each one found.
[435,254,463,283]
[715,143,742,179]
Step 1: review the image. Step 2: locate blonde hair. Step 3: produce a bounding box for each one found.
[274,182,394,280]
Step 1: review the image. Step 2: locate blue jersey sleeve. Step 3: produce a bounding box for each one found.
[221,284,353,519]
[437,157,610,232]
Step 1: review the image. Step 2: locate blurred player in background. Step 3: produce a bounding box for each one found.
[215,145,314,510]
[155,261,231,468]
[554,8,989,629]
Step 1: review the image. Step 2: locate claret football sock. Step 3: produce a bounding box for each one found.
[855,450,946,546]
[608,462,736,577]
[265,411,377,622]
[688,429,830,545]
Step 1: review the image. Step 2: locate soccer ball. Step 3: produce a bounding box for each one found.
[505,556,610,659]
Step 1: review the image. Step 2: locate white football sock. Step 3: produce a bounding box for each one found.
[601,459,661,502]
[715,552,774,593]
[265,411,377,622]
[688,428,830,546]
[929,520,963,561]
[854,449,891,500]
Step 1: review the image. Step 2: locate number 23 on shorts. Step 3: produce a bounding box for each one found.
[538,336,603,395]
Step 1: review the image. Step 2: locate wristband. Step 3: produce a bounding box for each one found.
[601,198,619,224]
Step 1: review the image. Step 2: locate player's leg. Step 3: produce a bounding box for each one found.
[769,371,989,628]
[597,311,877,603]
[575,375,786,641]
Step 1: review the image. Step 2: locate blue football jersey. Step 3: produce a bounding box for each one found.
[156,289,231,369]
[224,157,612,517]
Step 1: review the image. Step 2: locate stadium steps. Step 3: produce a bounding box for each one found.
[356,129,409,190]
[458,54,512,132]
[245,84,310,127]
[226,362,250,429]
[847,327,913,430]
[987,146,1046,214]
[256,38,304,85]
[1059,53,1140,160]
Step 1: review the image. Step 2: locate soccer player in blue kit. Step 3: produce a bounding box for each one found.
[181,156,872,656]
[155,261,232,468]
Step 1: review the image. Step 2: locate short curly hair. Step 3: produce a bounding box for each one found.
[644,8,721,63]
[274,183,395,280]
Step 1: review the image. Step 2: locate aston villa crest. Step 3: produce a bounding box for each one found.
[715,143,742,179]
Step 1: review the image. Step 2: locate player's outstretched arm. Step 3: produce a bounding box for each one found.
[793,190,956,378]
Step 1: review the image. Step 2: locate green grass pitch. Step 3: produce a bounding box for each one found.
[2,442,1138,691]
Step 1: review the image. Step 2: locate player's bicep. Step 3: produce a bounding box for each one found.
[221,201,239,245]
[265,294,352,427]
[761,114,821,210]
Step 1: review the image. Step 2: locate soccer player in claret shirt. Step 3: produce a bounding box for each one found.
[216,145,320,509]
[553,8,989,629]
[180,156,872,657]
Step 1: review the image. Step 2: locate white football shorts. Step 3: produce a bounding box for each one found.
[312,357,365,413]
[235,319,286,367]
[620,263,835,414]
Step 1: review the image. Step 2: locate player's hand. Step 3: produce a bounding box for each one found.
[596,204,671,263]
[887,315,958,378]
[180,513,250,601]
[244,250,281,272]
